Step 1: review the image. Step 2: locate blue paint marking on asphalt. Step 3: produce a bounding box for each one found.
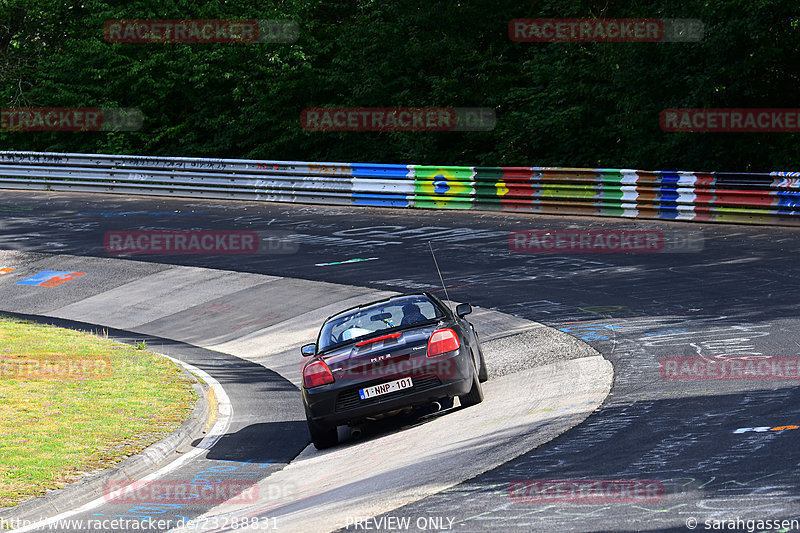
[558,323,620,342]
[15,271,73,286]
[96,459,279,527]
[315,257,379,267]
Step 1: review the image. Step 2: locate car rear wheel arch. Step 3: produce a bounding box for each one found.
[458,359,484,407]
[306,414,338,449]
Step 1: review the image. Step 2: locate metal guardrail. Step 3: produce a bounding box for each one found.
[1,151,799,225]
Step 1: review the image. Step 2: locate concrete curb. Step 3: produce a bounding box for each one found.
[0,328,213,524]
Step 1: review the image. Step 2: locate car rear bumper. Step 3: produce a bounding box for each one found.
[303,351,473,426]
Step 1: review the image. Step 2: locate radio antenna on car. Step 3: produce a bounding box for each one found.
[428,241,453,312]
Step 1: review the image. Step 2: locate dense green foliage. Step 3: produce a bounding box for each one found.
[1,0,798,170]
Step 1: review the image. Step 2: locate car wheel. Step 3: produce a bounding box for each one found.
[459,362,484,407]
[307,417,338,450]
[477,347,488,383]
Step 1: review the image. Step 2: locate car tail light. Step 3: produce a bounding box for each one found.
[427,328,460,357]
[303,359,335,388]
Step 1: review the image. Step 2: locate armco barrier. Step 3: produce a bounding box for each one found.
[1,151,799,225]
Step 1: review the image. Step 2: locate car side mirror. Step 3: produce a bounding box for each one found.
[301,343,316,357]
[455,303,472,317]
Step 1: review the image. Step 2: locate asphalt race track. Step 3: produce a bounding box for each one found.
[2,190,800,532]
[0,248,611,533]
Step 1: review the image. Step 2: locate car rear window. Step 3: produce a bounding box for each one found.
[318,297,443,351]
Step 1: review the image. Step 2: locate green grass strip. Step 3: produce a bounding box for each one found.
[0,316,197,508]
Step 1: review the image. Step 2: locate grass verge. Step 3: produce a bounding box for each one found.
[0,316,197,508]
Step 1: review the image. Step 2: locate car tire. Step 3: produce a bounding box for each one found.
[459,363,484,407]
[477,347,489,383]
[307,417,338,450]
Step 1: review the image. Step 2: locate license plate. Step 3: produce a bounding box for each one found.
[359,377,413,400]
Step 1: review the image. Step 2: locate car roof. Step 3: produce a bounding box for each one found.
[322,292,443,323]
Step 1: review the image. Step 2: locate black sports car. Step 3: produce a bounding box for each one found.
[301,292,488,449]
